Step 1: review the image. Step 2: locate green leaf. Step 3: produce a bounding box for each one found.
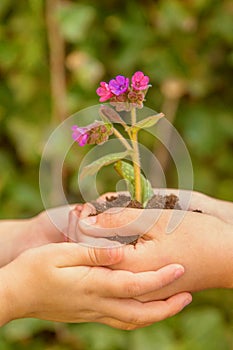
[114,161,154,206]
[127,113,164,132]
[142,178,155,206]
[80,151,130,179]
[114,160,135,198]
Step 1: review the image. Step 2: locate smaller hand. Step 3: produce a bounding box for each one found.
[0,243,191,330]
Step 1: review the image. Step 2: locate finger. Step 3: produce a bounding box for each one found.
[78,207,187,238]
[68,205,124,247]
[79,203,97,219]
[77,189,199,240]
[97,316,151,330]
[38,243,123,268]
[101,264,185,298]
[101,292,192,325]
[75,231,123,247]
[78,207,164,238]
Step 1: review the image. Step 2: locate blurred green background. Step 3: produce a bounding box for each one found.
[0,0,232,349]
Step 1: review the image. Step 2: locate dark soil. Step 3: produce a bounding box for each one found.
[91,193,181,213]
[90,194,183,245]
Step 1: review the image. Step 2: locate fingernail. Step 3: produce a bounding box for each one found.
[81,216,97,225]
[174,266,185,280]
[183,297,192,308]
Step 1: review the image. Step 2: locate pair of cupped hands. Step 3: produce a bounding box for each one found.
[1,189,232,330]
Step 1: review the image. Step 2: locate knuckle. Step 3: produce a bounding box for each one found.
[156,274,168,289]
[88,248,101,265]
[125,280,142,297]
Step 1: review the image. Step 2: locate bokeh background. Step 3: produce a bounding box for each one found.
[0,0,232,349]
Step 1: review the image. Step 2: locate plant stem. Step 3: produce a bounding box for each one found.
[131,107,137,125]
[130,108,141,203]
[112,128,133,151]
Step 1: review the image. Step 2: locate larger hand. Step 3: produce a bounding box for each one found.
[79,205,233,300]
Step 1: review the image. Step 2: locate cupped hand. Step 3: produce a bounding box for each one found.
[0,243,191,330]
[78,207,233,301]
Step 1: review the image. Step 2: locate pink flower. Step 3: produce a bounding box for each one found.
[96,82,114,102]
[131,71,150,91]
[109,75,129,96]
[72,125,89,146]
[96,71,151,111]
[72,122,113,146]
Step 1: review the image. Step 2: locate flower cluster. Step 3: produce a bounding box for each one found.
[71,70,163,206]
[96,71,151,111]
[72,121,113,147]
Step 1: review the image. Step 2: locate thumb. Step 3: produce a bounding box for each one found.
[41,242,123,268]
[78,208,162,238]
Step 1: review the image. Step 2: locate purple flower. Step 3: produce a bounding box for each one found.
[96,71,151,111]
[72,125,89,146]
[96,82,114,102]
[72,122,113,147]
[131,71,149,91]
[109,75,129,96]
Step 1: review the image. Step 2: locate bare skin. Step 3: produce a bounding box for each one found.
[0,207,191,329]
[78,190,233,301]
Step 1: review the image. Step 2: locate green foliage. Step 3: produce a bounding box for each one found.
[114,160,154,206]
[57,3,96,43]
[80,151,131,179]
[0,0,232,348]
[127,113,163,132]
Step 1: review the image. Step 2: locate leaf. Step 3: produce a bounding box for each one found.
[80,151,130,179]
[99,105,126,125]
[142,178,154,206]
[128,113,164,132]
[114,160,135,198]
[114,161,154,206]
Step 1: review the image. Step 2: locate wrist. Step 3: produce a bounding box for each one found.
[0,257,34,327]
[215,222,233,289]
[0,219,34,267]
[0,267,18,326]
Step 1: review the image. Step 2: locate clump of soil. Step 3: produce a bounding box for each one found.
[89,194,182,245]
[145,194,181,210]
[91,193,181,213]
